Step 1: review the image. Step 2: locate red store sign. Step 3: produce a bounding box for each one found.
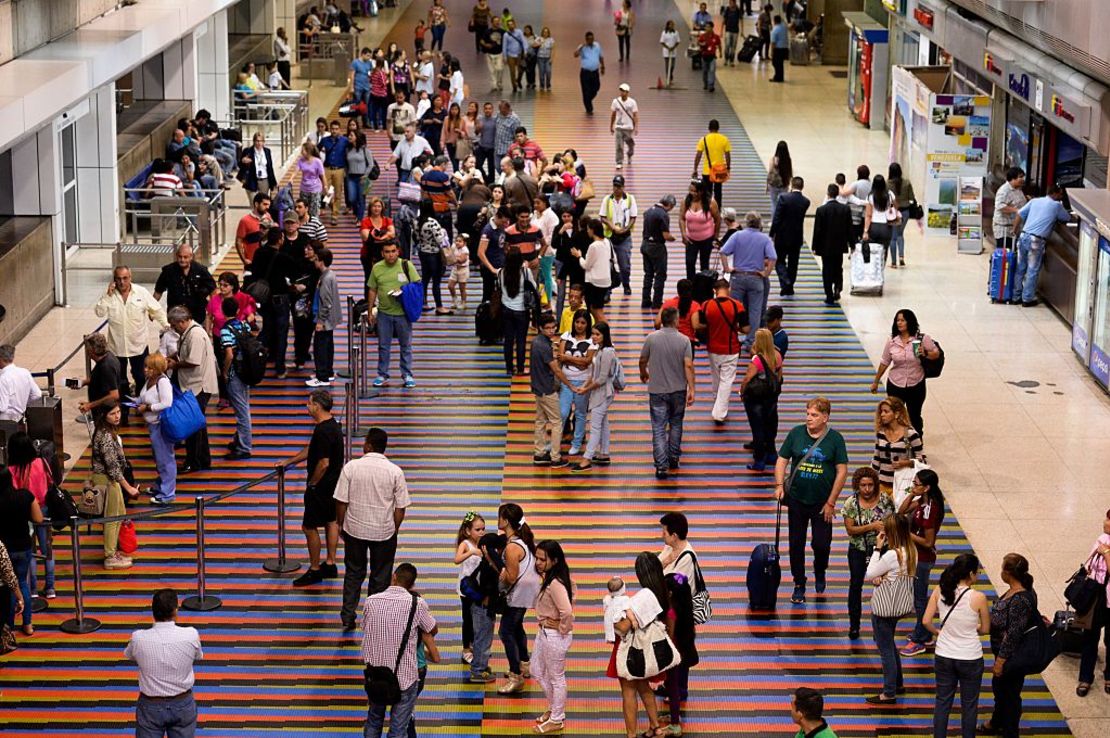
[913,7,935,31]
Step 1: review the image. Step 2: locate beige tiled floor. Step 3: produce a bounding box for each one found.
[705,21,1110,728]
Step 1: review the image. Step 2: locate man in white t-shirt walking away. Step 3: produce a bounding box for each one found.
[609,83,639,170]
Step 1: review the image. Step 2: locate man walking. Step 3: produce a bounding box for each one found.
[609,83,639,170]
[774,397,849,604]
[480,16,506,92]
[0,344,41,422]
[697,20,722,92]
[386,124,434,185]
[692,279,748,424]
[124,589,203,738]
[692,119,731,206]
[493,101,522,167]
[599,175,638,296]
[94,265,169,409]
[336,427,411,630]
[639,307,695,480]
[722,0,744,65]
[640,195,677,310]
[306,247,340,387]
[719,211,776,351]
[385,91,418,146]
[770,14,789,82]
[367,242,420,389]
[361,563,437,737]
[283,389,344,587]
[167,307,218,473]
[811,184,853,305]
[320,119,350,225]
[770,177,810,296]
[574,31,605,115]
[1012,183,1072,308]
[296,196,329,243]
[475,102,498,183]
[502,18,526,93]
[153,244,216,327]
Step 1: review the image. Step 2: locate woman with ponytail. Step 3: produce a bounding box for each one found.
[497,503,541,695]
[864,513,917,704]
[922,553,990,737]
[899,467,945,657]
[980,553,1037,736]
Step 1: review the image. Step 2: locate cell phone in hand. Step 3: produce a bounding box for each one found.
[65,378,81,390]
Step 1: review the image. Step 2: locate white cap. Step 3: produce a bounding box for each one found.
[618,83,631,92]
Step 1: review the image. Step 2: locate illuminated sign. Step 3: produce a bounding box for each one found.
[913,7,935,30]
[1051,94,1075,124]
[983,52,1003,78]
[1008,72,1030,101]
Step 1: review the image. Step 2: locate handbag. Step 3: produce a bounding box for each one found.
[364,593,419,704]
[159,385,207,444]
[871,570,915,618]
[677,550,713,625]
[892,459,930,510]
[456,135,473,160]
[918,333,945,379]
[576,177,595,203]
[78,480,106,518]
[616,617,680,680]
[1064,552,1105,616]
[744,353,781,401]
[118,520,138,554]
[908,201,924,221]
[1005,607,1062,676]
[703,137,730,184]
[398,181,422,204]
[0,624,15,655]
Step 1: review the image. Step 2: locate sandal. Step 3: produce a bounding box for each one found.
[1077,682,1091,697]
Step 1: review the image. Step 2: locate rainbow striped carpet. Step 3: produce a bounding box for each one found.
[0,0,1073,735]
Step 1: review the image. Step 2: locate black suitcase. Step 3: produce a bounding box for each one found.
[475,301,503,346]
[746,502,783,610]
[738,35,761,63]
[1052,609,1086,657]
[692,270,719,303]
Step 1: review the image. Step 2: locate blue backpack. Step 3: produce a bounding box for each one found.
[399,259,423,323]
[160,384,207,443]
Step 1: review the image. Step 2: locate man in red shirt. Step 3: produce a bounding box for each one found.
[698,24,722,93]
[235,193,274,264]
[506,126,547,175]
[692,278,748,423]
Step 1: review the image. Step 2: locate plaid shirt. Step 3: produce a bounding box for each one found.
[360,587,436,690]
[493,113,521,157]
[333,452,410,541]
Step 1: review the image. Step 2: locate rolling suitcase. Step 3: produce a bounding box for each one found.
[692,269,719,303]
[790,35,810,65]
[737,35,761,63]
[989,246,1017,303]
[849,242,885,296]
[746,501,783,610]
[475,301,503,346]
[1052,609,1086,657]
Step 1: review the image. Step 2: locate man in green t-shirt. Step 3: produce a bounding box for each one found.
[774,396,848,604]
[367,242,421,389]
[790,687,838,738]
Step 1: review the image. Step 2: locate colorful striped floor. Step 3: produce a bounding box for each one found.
[0,1,1073,735]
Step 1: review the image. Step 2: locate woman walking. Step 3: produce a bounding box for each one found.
[442,103,466,171]
[981,553,1039,736]
[419,95,447,158]
[899,468,946,657]
[572,321,616,472]
[574,218,612,325]
[923,553,991,738]
[614,0,635,62]
[345,131,375,222]
[766,141,792,221]
[469,0,492,54]
[864,174,902,266]
[0,466,43,636]
[136,353,176,505]
[532,540,575,734]
[499,249,536,376]
[556,309,597,458]
[415,201,452,315]
[1075,508,1110,697]
[679,179,720,280]
[888,162,919,267]
[871,396,925,494]
[296,142,326,217]
[369,56,392,131]
[522,26,539,90]
[428,0,449,52]
[612,552,669,738]
[91,402,141,569]
[869,308,939,435]
[497,503,542,695]
[739,327,783,472]
[865,513,917,704]
[841,467,893,640]
[6,432,56,600]
[536,27,555,91]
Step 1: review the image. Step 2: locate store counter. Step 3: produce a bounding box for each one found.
[1067,189,1110,392]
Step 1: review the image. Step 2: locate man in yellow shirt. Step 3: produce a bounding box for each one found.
[558,284,585,334]
[691,119,732,206]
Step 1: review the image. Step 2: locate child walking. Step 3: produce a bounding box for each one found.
[448,232,471,311]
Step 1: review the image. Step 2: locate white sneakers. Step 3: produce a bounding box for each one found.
[104,553,133,570]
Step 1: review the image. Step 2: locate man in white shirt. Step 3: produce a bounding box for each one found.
[335,427,411,630]
[386,124,434,184]
[0,344,42,422]
[414,51,436,97]
[385,91,418,144]
[124,589,203,738]
[609,83,639,170]
[94,266,169,400]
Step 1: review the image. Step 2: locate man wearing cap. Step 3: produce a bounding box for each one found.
[640,195,677,310]
[599,176,638,297]
[719,211,776,351]
[610,83,639,170]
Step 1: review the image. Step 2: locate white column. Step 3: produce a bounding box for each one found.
[196,10,231,122]
[75,83,119,244]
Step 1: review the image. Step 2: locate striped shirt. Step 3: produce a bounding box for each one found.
[124,621,203,697]
[360,587,435,691]
[299,215,329,243]
[503,223,543,261]
[871,429,926,486]
[149,173,183,197]
[508,138,545,167]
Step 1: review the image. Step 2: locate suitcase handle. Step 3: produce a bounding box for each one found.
[774,500,782,551]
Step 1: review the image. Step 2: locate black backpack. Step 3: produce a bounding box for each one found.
[232,323,268,386]
[745,354,781,400]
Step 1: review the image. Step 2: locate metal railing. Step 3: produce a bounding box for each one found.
[121,186,228,259]
[298,32,355,84]
[223,90,310,163]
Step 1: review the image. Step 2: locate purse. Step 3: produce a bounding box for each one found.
[1005,607,1061,676]
[918,333,945,379]
[398,181,422,203]
[363,593,418,704]
[677,550,713,625]
[119,520,139,554]
[871,569,915,618]
[616,617,680,680]
[1064,552,1105,616]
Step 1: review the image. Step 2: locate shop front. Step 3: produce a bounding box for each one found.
[1068,189,1110,393]
[842,12,889,130]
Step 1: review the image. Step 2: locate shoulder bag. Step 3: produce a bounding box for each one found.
[703,137,729,184]
[744,353,781,400]
[364,593,419,704]
[784,428,829,498]
[1004,593,1061,676]
[677,550,712,625]
[616,615,680,680]
[870,561,915,618]
[918,332,945,379]
[78,480,106,518]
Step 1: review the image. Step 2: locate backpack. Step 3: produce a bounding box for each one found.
[608,348,627,392]
[232,322,268,386]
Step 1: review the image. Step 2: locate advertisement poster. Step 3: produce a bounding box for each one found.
[923,93,992,235]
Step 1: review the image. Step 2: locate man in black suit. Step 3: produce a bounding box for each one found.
[769,176,810,296]
[237,132,277,197]
[811,184,854,305]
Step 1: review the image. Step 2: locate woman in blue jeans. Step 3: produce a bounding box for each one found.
[555,309,597,456]
[865,513,917,704]
[6,432,56,599]
[415,201,453,315]
[498,249,535,374]
[0,466,44,635]
[899,468,945,657]
[497,503,542,695]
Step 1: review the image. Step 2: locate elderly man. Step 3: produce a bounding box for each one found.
[77,333,125,421]
[0,344,42,423]
[167,307,218,473]
[492,100,522,166]
[154,244,216,326]
[386,124,434,185]
[94,265,168,404]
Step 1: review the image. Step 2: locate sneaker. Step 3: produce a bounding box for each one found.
[372,376,388,387]
[403,376,416,389]
[150,495,175,505]
[468,672,496,684]
[462,650,474,664]
[815,574,826,594]
[497,674,525,694]
[900,641,927,657]
[293,568,325,587]
[305,377,331,387]
[655,469,669,480]
[104,554,133,570]
[790,585,806,604]
[532,453,551,465]
[567,446,581,456]
[43,588,57,599]
[848,629,860,640]
[549,458,569,469]
[320,563,339,578]
[225,450,252,461]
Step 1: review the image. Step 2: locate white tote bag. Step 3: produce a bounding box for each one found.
[892,459,930,509]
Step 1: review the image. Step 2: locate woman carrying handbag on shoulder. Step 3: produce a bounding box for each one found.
[865,513,917,705]
[980,553,1038,736]
[1075,509,1110,697]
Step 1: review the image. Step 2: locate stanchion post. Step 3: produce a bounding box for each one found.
[31,523,51,613]
[182,496,222,611]
[60,519,101,634]
[263,465,302,574]
[344,379,354,463]
[358,318,370,400]
[338,295,355,378]
[350,337,361,429]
